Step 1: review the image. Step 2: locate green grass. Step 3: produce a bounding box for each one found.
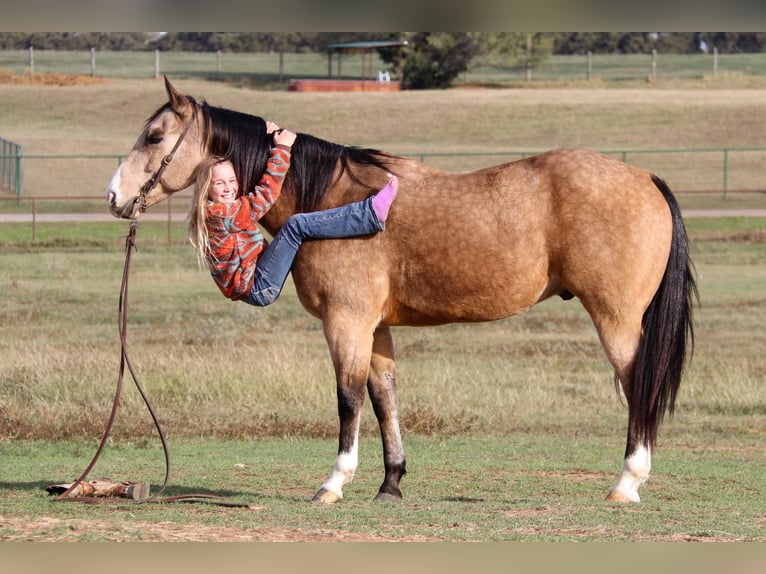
[0,220,188,244]
[1,435,763,541]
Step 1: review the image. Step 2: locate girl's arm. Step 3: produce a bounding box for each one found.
[244,124,297,220]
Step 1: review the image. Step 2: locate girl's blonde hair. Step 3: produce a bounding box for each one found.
[188,156,231,266]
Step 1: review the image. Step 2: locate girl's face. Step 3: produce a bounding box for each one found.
[208,161,239,204]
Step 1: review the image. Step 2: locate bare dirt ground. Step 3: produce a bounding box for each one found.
[0,71,109,86]
[2,511,749,542]
[0,514,441,542]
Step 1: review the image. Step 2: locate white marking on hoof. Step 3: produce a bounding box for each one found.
[317,439,358,503]
[607,444,651,503]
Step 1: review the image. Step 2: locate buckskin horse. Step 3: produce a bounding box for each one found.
[106,78,696,503]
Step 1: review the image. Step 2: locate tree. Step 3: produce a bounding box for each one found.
[381,32,479,90]
[701,32,766,53]
[553,33,624,54]
[472,33,553,78]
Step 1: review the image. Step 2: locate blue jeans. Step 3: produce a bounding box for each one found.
[242,197,383,307]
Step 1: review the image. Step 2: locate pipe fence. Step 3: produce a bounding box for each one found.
[3,146,766,199]
[0,195,181,242]
[0,137,23,197]
[2,147,765,242]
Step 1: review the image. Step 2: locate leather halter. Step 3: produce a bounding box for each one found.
[130,104,197,218]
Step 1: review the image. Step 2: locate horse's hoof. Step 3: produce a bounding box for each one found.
[605,490,640,503]
[373,491,402,503]
[312,488,341,504]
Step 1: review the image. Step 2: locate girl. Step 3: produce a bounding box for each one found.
[188,122,398,307]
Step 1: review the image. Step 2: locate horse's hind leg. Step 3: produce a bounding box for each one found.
[367,326,406,502]
[591,314,652,502]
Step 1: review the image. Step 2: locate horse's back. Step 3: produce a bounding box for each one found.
[295,148,673,328]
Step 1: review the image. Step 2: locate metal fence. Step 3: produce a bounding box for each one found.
[4,49,766,84]
[0,195,182,242]
[2,144,764,243]
[3,146,766,203]
[0,137,23,197]
[412,147,766,197]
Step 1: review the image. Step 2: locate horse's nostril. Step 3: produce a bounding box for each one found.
[106,190,116,206]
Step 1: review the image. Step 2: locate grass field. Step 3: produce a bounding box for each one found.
[0,76,764,541]
[3,74,766,207]
[0,216,764,541]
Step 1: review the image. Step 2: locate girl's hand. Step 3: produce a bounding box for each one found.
[266,120,296,148]
[273,128,297,148]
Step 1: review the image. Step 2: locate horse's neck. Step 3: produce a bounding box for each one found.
[259,200,295,236]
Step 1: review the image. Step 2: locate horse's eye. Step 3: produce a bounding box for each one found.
[145,131,163,145]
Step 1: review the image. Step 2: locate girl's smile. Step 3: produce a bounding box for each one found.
[208,161,239,204]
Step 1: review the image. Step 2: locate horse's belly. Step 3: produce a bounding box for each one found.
[388,264,549,326]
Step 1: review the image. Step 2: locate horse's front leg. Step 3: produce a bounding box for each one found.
[367,326,406,502]
[312,316,375,504]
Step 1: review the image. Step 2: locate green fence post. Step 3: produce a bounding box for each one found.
[17,144,23,199]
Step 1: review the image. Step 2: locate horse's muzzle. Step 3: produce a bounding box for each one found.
[106,190,141,220]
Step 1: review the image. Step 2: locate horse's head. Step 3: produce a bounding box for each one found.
[106,77,204,219]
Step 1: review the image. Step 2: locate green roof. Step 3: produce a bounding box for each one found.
[327,40,407,51]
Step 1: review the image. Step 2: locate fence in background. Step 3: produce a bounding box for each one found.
[2,147,764,242]
[3,49,766,84]
[412,146,766,197]
[3,146,766,202]
[0,138,23,197]
[0,195,180,242]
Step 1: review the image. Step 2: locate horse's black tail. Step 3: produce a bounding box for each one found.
[630,175,698,449]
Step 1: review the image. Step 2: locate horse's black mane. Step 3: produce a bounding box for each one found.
[193,98,393,212]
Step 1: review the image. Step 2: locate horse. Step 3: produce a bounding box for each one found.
[106,78,696,504]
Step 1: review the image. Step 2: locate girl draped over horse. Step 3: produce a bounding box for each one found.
[188,121,398,307]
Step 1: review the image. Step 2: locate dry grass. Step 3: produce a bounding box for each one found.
[0,226,763,443]
[3,78,766,199]
[0,69,109,86]
[1,77,765,441]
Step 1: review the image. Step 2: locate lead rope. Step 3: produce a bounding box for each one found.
[54,221,249,508]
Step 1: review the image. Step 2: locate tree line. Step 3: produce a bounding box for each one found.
[3,32,765,89]
[3,32,765,54]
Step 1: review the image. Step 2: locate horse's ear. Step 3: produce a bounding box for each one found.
[164,76,191,116]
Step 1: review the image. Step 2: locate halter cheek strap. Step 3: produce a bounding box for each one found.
[131,105,197,218]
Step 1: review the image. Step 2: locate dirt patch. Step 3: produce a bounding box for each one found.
[715,229,766,244]
[503,507,553,518]
[518,469,614,482]
[0,70,109,86]
[0,515,441,542]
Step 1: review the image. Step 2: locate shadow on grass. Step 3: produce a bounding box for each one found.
[0,480,258,506]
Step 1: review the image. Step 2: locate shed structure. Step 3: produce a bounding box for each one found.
[289,40,407,92]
